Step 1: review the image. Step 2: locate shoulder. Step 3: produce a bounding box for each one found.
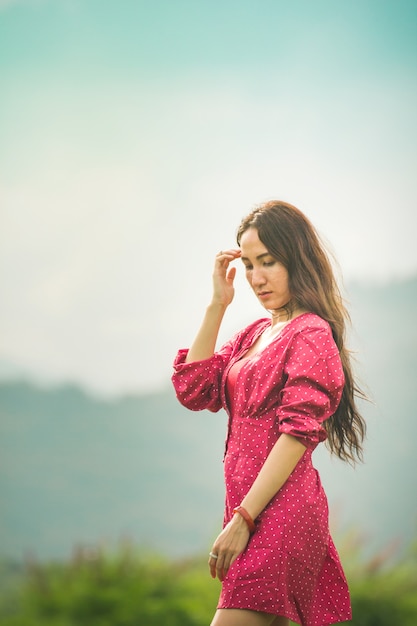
[284,313,338,358]
[291,312,331,333]
[287,312,333,338]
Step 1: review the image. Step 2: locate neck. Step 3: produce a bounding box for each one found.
[270,303,294,325]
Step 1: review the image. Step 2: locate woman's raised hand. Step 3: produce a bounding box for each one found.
[183,249,241,363]
[212,249,241,308]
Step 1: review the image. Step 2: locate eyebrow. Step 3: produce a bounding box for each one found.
[241,252,271,262]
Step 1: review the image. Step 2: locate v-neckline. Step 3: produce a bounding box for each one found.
[243,312,310,359]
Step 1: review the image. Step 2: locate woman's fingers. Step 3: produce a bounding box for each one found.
[208,548,228,579]
[208,552,218,579]
[212,549,237,582]
[208,509,251,580]
[208,551,228,582]
[211,249,241,307]
[226,265,236,283]
[215,248,241,265]
[208,532,250,581]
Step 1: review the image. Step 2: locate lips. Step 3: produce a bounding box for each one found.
[257,291,272,299]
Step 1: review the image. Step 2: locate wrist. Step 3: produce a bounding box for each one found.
[233,506,256,534]
[207,300,228,312]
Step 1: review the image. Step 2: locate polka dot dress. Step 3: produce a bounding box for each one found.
[172,313,352,626]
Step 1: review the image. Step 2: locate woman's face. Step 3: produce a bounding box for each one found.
[239,227,291,311]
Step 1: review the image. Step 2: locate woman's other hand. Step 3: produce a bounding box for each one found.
[208,511,250,582]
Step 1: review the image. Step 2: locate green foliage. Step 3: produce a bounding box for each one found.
[0,542,221,626]
[0,535,416,626]
[340,531,417,626]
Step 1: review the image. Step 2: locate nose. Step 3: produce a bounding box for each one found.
[250,265,266,287]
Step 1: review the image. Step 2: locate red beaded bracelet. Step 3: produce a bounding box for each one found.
[233,506,256,534]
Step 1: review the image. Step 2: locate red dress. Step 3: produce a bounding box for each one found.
[172,313,352,626]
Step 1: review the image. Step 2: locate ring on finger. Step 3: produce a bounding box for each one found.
[209,551,218,559]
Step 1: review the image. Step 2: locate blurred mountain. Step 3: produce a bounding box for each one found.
[0,382,226,561]
[0,277,416,562]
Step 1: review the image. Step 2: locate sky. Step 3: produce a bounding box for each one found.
[1,0,417,396]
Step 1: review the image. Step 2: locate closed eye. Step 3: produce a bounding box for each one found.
[242,261,253,270]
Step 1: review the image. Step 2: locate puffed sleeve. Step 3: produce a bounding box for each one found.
[171,332,239,412]
[276,329,345,450]
[171,351,226,412]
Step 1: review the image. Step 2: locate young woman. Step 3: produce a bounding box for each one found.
[172,201,366,626]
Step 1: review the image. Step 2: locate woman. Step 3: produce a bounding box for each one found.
[172,201,366,626]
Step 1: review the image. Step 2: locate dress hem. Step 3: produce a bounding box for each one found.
[217,600,352,626]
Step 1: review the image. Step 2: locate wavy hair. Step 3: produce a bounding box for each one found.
[237,200,366,464]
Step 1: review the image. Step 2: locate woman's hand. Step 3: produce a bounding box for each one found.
[208,512,250,582]
[183,248,241,363]
[211,249,241,308]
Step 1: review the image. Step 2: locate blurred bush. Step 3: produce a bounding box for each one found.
[341,530,417,626]
[0,540,220,626]
[0,533,416,625]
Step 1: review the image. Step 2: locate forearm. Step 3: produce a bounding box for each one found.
[185,302,228,363]
[240,433,307,519]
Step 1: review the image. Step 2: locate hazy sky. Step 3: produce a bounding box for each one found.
[1,0,417,395]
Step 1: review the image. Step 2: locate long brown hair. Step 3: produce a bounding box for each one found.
[237,200,366,464]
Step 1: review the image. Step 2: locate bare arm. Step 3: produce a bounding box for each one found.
[185,249,241,363]
[209,433,306,581]
[241,433,306,518]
